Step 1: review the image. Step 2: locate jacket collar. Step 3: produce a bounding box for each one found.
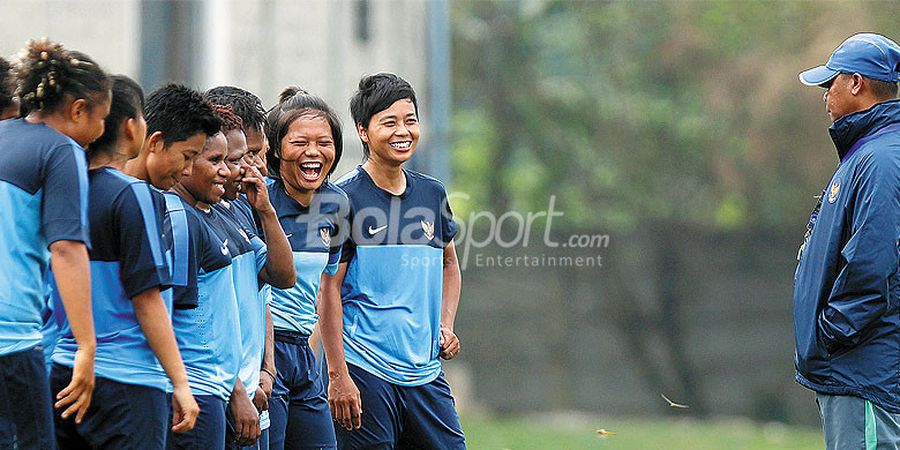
[828,99,900,160]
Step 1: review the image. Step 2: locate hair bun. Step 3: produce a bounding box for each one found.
[278,86,308,104]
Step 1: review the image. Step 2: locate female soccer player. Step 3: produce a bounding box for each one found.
[206,104,296,450]
[167,130,243,450]
[320,73,466,449]
[264,87,348,450]
[50,75,199,449]
[0,39,108,448]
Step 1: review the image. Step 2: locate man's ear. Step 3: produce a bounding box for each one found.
[357,123,368,143]
[850,73,864,96]
[146,131,166,153]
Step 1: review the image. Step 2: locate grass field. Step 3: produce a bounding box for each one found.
[460,414,824,450]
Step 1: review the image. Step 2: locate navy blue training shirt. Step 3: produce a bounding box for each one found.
[0,118,90,355]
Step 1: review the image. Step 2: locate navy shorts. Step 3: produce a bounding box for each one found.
[51,364,168,450]
[168,394,227,450]
[268,331,336,450]
[335,364,466,450]
[0,347,55,450]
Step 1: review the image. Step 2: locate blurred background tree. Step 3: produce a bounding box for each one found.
[449,0,900,423]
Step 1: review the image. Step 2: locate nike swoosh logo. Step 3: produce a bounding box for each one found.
[221,239,229,255]
[368,225,388,236]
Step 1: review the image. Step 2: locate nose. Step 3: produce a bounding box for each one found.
[396,122,410,137]
[181,159,193,178]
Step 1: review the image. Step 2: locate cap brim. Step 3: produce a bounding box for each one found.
[799,65,839,86]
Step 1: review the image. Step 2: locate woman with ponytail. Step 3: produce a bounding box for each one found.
[0,38,110,448]
[264,86,347,450]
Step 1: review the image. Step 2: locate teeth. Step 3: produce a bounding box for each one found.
[390,142,411,149]
[301,162,322,169]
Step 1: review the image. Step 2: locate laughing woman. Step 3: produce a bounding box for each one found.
[264,87,347,450]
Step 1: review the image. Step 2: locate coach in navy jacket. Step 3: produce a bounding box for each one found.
[794,33,900,447]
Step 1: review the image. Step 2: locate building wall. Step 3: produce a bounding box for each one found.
[0,0,431,176]
[0,0,141,76]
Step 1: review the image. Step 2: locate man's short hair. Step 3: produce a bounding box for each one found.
[869,78,899,100]
[145,84,221,145]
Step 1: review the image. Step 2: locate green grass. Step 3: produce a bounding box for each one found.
[461,414,824,450]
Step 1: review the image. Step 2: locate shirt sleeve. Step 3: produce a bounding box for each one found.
[250,233,269,274]
[817,151,900,350]
[166,197,199,310]
[438,184,458,246]
[115,183,172,300]
[338,199,356,264]
[41,142,90,248]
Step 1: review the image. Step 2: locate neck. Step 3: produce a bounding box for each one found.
[170,184,210,211]
[89,146,133,171]
[363,158,405,195]
[123,154,152,183]
[284,181,314,207]
[27,112,75,144]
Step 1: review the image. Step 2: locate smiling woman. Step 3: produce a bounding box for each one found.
[265,87,344,206]
[262,87,348,449]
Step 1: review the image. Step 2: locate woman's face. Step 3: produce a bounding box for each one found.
[280,114,336,194]
[359,98,419,166]
[243,125,269,178]
[222,128,247,201]
[179,132,230,205]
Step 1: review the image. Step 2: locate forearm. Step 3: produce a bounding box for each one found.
[262,305,275,376]
[50,241,95,352]
[441,245,461,330]
[257,209,295,288]
[133,288,189,388]
[319,277,349,378]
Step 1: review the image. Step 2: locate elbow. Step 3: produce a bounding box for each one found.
[272,267,296,289]
[50,240,88,259]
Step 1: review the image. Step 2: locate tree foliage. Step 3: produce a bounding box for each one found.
[452,0,900,232]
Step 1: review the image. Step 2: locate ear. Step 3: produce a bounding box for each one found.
[122,117,136,142]
[68,98,90,122]
[850,73,864,96]
[356,123,368,143]
[146,131,166,154]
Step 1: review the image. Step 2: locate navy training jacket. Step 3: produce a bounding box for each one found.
[793,99,900,412]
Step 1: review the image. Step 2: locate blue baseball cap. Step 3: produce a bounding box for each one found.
[799,33,900,86]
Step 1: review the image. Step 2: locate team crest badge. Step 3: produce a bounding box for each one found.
[421,220,435,241]
[320,228,331,247]
[828,181,841,204]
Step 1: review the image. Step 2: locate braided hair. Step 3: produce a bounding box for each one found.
[204,86,267,133]
[208,103,244,132]
[0,57,16,115]
[15,38,110,116]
